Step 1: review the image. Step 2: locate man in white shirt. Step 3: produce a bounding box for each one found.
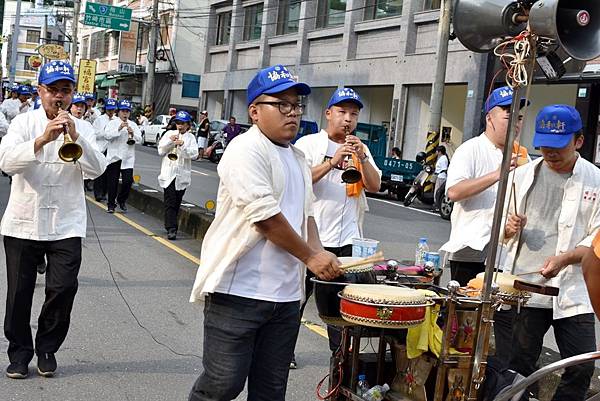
[1,85,31,123]
[501,105,599,401]
[294,87,381,363]
[0,61,107,379]
[432,145,449,212]
[104,100,142,213]
[188,64,341,401]
[83,93,100,125]
[157,110,199,240]
[92,98,117,201]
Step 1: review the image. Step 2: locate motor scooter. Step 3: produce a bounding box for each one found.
[203,131,226,163]
[403,163,435,207]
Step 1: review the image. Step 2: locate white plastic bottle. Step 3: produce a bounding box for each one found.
[415,237,429,267]
[363,383,390,401]
[357,374,370,397]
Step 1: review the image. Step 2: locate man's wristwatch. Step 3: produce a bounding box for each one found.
[359,154,369,163]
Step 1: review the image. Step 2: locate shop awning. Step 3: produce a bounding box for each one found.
[95,74,117,88]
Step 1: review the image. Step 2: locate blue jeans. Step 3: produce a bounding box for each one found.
[509,308,595,401]
[189,293,300,401]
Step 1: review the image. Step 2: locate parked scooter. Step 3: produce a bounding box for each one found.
[403,152,434,207]
[203,130,226,163]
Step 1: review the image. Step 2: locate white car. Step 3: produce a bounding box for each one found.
[142,114,171,146]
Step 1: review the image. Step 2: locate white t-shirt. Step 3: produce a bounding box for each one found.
[435,154,449,180]
[312,139,360,248]
[214,145,305,302]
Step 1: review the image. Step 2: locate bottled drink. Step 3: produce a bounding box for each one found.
[363,383,390,401]
[415,237,429,267]
[357,374,370,397]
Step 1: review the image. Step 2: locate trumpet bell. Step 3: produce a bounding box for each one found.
[167,153,178,161]
[58,134,83,162]
[341,166,362,184]
[127,138,136,145]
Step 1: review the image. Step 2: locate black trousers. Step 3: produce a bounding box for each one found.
[106,162,133,208]
[3,236,82,364]
[164,180,186,231]
[449,260,486,286]
[93,151,108,199]
[299,244,352,352]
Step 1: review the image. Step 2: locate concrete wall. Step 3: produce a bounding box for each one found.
[269,43,297,66]
[230,90,250,123]
[210,51,229,72]
[205,91,225,120]
[308,36,344,64]
[236,47,260,70]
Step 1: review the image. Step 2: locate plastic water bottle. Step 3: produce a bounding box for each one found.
[415,237,429,267]
[363,383,390,401]
[357,374,370,397]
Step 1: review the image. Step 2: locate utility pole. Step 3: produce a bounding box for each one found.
[424,0,453,167]
[70,0,81,66]
[143,0,159,108]
[9,0,23,84]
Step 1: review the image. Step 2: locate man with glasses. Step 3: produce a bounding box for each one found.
[188,64,342,401]
[0,61,107,379]
[292,87,381,367]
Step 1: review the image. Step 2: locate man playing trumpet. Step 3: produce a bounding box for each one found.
[157,110,199,240]
[0,61,107,378]
[104,100,142,214]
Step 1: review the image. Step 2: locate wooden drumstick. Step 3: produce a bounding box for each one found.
[339,251,384,270]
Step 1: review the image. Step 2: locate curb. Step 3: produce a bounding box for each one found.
[126,183,214,241]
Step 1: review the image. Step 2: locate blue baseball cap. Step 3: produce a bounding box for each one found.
[72,93,86,104]
[533,105,582,149]
[174,110,192,123]
[33,98,42,110]
[117,100,132,111]
[17,85,31,96]
[38,61,76,86]
[327,87,363,109]
[84,92,95,100]
[104,98,117,110]
[484,86,530,114]
[31,86,38,94]
[246,64,310,106]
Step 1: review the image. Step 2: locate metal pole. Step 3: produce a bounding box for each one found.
[143,0,159,108]
[425,0,452,156]
[9,0,23,84]
[71,0,81,66]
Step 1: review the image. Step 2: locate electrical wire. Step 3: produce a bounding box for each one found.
[86,201,202,359]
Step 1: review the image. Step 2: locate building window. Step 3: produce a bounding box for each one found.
[316,0,347,28]
[216,11,232,45]
[82,36,89,58]
[26,30,40,43]
[103,32,111,58]
[110,31,120,56]
[181,73,200,98]
[422,0,441,10]
[277,0,301,35]
[46,32,52,43]
[23,56,36,71]
[364,0,402,20]
[243,4,263,41]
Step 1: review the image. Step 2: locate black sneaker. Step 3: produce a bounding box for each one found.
[289,356,297,370]
[167,229,177,240]
[107,207,115,214]
[37,353,56,377]
[118,202,128,212]
[6,362,28,379]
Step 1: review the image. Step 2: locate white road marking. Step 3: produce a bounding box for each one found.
[369,197,440,216]
[192,169,210,176]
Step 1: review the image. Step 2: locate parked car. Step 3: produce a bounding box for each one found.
[142,115,198,146]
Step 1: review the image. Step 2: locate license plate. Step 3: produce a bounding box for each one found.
[391,174,403,182]
[215,149,224,154]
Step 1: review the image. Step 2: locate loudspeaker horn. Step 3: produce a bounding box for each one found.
[453,0,526,52]
[529,0,600,61]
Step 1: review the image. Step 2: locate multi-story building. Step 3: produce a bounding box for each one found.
[198,0,600,162]
[77,0,207,117]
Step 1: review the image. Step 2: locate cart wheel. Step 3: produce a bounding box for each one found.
[440,196,453,220]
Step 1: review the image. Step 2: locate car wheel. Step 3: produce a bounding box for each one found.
[142,132,148,146]
[395,187,409,201]
[403,191,416,207]
[440,196,453,220]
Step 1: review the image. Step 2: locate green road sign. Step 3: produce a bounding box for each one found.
[84,2,132,31]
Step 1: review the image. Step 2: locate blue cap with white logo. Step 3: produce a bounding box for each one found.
[174,110,192,123]
[533,105,582,149]
[38,61,76,86]
[105,98,117,110]
[484,86,530,114]
[17,85,31,96]
[246,64,311,106]
[84,92,95,100]
[327,87,363,109]
[72,93,87,104]
[117,100,132,111]
[32,86,38,94]
[33,98,42,110]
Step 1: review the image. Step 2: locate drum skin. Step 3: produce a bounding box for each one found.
[339,297,427,328]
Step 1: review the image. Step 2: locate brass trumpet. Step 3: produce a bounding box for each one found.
[341,126,362,184]
[167,133,180,161]
[121,116,136,145]
[56,101,83,163]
